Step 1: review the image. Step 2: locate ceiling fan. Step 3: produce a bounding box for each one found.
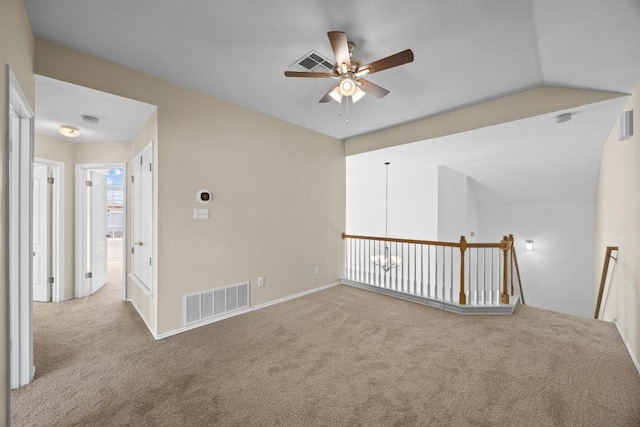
[284,31,414,104]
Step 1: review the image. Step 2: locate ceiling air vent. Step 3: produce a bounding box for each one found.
[290,50,334,72]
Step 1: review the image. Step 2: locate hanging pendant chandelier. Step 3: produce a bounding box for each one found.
[371,162,401,272]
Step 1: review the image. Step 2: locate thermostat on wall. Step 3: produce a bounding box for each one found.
[197,189,212,204]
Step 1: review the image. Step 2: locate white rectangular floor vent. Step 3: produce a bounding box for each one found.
[184,282,250,326]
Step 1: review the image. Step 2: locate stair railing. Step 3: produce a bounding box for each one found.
[594,246,619,319]
[342,233,524,306]
[507,234,526,305]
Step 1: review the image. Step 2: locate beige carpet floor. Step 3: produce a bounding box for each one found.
[11,270,640,426]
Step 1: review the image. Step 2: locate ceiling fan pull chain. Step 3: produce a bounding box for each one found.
[345,96,350,124]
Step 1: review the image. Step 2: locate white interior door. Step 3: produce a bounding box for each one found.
[132,144,153,291]
[32,163,50,302]
[90,170,108,293]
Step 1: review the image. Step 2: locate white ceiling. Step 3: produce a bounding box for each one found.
[35,75,156,143]
[348,97,628,204]
[24,0,640,140]
[23,1,639,205]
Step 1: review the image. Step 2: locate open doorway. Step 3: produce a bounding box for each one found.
[9,74,157,393]
[75,164,127,300]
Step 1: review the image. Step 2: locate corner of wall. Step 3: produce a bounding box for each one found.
[594,80,640,363]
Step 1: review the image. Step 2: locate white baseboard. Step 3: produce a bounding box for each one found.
[341,278,518,315]
[155,282,340,340]
[127,297,158,339]
[614,320,640,376]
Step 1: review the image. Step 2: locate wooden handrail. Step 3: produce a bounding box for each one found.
[341,232,502,249]
[512,246,526,305]
[594,246,618,319]
[509,235,515,296]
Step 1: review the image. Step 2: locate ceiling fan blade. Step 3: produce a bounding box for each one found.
[358,79,390,98]
[284,71,335,78]
[328,31,351,71]
[356,49,414,77]
[319,83,339,103]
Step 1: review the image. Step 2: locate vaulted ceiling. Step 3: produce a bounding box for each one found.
[24,1,640,205]
[24,0,640,140]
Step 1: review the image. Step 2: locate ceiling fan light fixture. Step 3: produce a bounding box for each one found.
[59,125,80,138]
[339,77,356,96]
[329,86,343,103]
[351,86,365,103]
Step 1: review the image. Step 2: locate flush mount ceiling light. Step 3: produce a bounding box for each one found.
[59,125,80,138]
[525,240,534,251]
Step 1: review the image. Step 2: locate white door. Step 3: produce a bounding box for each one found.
[33,163,51,302]
[90,170,108,293]
[132,144,153,291]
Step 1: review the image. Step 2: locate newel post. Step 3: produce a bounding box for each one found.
[501,235,510,304]
[459,236,467,305]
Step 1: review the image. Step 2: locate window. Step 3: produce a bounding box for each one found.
[105,168,124,239]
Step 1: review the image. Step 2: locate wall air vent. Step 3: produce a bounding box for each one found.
[290,50,334,72]
[184,282,250,326]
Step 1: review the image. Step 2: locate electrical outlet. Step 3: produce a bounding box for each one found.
[258,276,264,287]
[314,266,320,274]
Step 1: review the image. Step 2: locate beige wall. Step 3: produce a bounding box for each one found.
[75,140,131,164]
[594,82,640,363]
[34,135,131,300]
[34,39,346,336]
[0,0,34,420]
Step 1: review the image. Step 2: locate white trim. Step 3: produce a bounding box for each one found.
[127,297,156,338]
[8,68,33,117]
[129,273,152,297]
[341,278,518,315]
[613,320,640,376]
[155,282,340,340]
[7,66,35,391]
[130,143,153,295]
[75,163,127,300]
[34,158,65,302]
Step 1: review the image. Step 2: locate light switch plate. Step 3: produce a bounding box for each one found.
[194,208,209,219]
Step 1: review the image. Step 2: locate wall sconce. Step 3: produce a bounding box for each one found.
[525,240,534,251]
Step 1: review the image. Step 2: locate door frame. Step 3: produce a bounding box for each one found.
[75,163,127,300]
[6,66,35,390]
[34,158,65,302]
